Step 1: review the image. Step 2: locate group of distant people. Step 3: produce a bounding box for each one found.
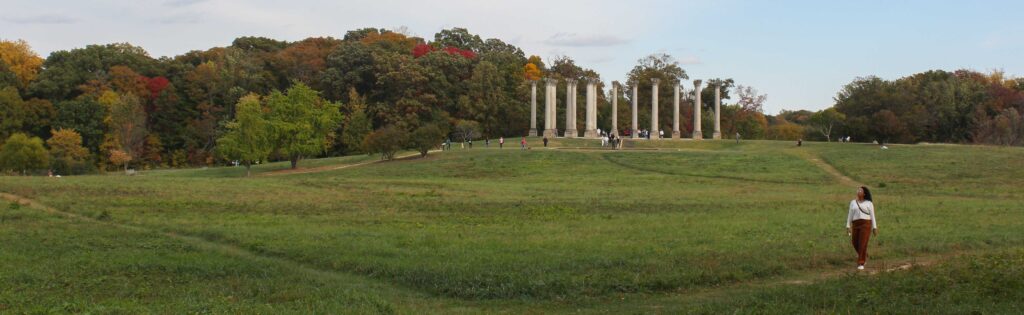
[442,136,529,151]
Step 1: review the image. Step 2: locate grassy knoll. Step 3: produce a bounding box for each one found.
[1,138,1022,313]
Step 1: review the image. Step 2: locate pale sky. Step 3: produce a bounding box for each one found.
[2,0,1022,113]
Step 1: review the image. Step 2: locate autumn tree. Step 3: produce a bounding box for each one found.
[266,83,342,169]
[340,89,372,154]
[216,94,272,176]
[362,125,407,160]
[0,39,44,90]
[273,37,342,89]
[108,149,132,173]
[107,92,148,160]
[0,133,48,175]
[47,128,90,175]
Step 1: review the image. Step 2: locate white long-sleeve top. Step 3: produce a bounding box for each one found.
[846,200,877,229]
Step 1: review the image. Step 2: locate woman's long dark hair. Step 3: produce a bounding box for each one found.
[860,186,873,202]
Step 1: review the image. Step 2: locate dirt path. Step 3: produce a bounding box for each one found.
[259,150,439,177]
[787,150,863,186]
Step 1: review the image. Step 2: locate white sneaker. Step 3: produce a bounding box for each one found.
[857,265,865,270]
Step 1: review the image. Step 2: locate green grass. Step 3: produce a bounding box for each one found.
[1,138,1022,313]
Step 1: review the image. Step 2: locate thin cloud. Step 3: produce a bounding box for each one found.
[4,14,77,24]
[543,33,629,47]
[164,0,207,7]
[157,14,202,24]
[678,55,702,65]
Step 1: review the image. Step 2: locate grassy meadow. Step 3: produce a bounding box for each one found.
[1,138,1022,313]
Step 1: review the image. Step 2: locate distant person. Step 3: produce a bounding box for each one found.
[543,137,549,147]
[469,139,473,148]
[659,130,664,138]
[846,186,878,270]
[601,135,608,147]
[735,132,741,144]
[520,137,527,150]
[499,137,504,149]
[797,139,803,146]
[485,138,490,147]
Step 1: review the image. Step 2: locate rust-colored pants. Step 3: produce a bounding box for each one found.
[851,219,873,265]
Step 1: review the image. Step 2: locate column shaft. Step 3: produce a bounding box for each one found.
[529,81,537,136]
[672,84,680,139]
[611,82,618,136]
[713,86,722,139]
[651,78,660,139]
[693,80,703,140]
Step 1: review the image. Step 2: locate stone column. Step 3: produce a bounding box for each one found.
[584,79,598,138]
[692,80,703,140]
[611,81,619,136]
[529,80,538,136]
[672,82,681,139]
[631,84,639,138]
[650,78,660,139]
[543,78,558,138]
[564,79,577,138]
[713,84,722,139]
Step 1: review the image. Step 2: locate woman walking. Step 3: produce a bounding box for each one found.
[846,186,878,270]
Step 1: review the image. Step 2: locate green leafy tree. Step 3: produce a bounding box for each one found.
[462,61,508,137]
[29,43,158,101]
[809,108,846,142]
[0,133,48,175]
[217,94,272,176]
[53,97,107,153]
[433,28,484,51]
[266,83,342,169]
[0,86,24,140]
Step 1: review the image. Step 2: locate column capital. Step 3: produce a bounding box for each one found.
[545,77,559,85]
[565,78,578,85]
[587,77,600,85]
[612,80,620,87]
[693,79,703,88]
[651,78,661,84]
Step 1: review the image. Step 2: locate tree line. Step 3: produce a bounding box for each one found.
[769,70,1024,145]
[3,28,1020,175]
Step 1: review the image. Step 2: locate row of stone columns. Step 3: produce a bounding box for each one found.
[529,79,723,140]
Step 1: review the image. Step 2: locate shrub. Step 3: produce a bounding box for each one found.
[362,126,408,160]
[410,124,447,157]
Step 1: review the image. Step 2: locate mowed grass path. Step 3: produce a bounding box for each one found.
[2,139,1023,312]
